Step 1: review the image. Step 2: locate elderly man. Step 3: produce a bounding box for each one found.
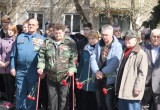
[141,29,160,110]
[113,24,125,49]
[90,24,123,110]
[10,19,45,110]
[116,30,148,110]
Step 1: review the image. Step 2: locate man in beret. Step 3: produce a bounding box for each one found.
[115,30,148,110]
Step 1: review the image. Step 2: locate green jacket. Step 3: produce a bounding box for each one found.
[37,36,77,82]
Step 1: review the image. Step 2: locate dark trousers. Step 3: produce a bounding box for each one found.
[75,88,83,110]
[47,79,70,110]
[80,89,97,110]
[95,78,115,110]
[0,74,5,93]
[141,86,160,110]
[38,76,48,110]
[3,74,15,103]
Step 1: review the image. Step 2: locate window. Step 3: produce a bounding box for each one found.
[28,12,44,31]
[99,14,130,36]
[64,14,81,33]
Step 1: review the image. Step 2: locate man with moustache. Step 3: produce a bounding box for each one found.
[10,19,45,110]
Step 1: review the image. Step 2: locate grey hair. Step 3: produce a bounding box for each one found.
[101,24,113,32]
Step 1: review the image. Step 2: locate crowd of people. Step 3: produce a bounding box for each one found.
[0,14,160,110]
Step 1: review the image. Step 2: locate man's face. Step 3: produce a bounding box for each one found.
[141,29,149,41]
[2,20,10,29]
[83,27,91,38]
[101,29,113,45]
[28,19,39,34]
[150,31,160,47]
[49,28,54,37]
[113,27,121,38]
[54,29,64,41]
[23,23,28,33]
[125,37,137,48]
[65,28,71,36]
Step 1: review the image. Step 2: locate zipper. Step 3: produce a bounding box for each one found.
[86,56,91,91]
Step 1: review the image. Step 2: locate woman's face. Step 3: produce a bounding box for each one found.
[7,28,14,37]
[88,36,98,46]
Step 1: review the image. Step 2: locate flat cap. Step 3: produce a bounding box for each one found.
[125,30,138,38]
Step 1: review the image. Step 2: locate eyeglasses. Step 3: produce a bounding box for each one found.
[3,22,10,24]
[151,36,160,39]
[65,31,70,33]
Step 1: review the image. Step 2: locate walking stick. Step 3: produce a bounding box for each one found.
[72,75,75,110]
[36,77,41,110]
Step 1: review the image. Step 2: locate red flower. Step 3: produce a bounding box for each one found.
[76,78,91,90]
[102,87,113,95]
[61,79,68,86]
[76,81,83,89]
[27,95,36,101]
[102,88,108,95]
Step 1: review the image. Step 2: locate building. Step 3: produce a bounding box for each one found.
[0,0,158,34]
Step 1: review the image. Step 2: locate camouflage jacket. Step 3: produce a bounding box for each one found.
[37,36,77,82]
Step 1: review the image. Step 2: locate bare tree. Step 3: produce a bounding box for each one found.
[90,0,158,30]
[73,0,88,24]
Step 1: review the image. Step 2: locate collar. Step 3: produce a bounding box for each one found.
[151,44,160,50]
[131,44,141,53]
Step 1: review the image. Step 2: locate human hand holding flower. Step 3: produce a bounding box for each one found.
[76,78,91,90]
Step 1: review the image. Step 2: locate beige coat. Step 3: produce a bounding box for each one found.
[116,45,148,100]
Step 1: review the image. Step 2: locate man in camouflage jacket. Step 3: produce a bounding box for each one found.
[37,23,77,110]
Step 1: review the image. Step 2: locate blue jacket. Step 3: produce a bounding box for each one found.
[10,33,45,79]
[90,36,123,84]
[77,44,95,91]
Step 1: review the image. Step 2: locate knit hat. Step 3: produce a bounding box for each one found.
[125,30,138,38]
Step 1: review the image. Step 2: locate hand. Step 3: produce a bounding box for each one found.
[67,72,74,76]
[4,61,10,68]
[37,69,43,75]
[37,69,45,79]
[96,71,103,79]
[0,61,5,67]
[10,69,16,76]
[133,88,141,96]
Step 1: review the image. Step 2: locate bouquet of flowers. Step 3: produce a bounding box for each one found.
[76,78,91,89]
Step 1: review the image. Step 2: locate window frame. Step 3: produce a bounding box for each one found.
[63,14,81,33]
[27,11,45,31]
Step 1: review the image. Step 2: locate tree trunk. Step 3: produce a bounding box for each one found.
[131,0,137,30]
[73,0,88,24]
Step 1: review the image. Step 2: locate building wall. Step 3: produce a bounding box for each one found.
[0,0,158,32]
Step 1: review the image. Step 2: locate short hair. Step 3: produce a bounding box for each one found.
[53,23,65,31]
[1,15,11,22]
[48,23,55,29]
[112,24,120,28]
[83,22,93,29]
[22,20,28,26]
[8,24,17,36]
[88,30,99,40]
[101,24,113,31]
